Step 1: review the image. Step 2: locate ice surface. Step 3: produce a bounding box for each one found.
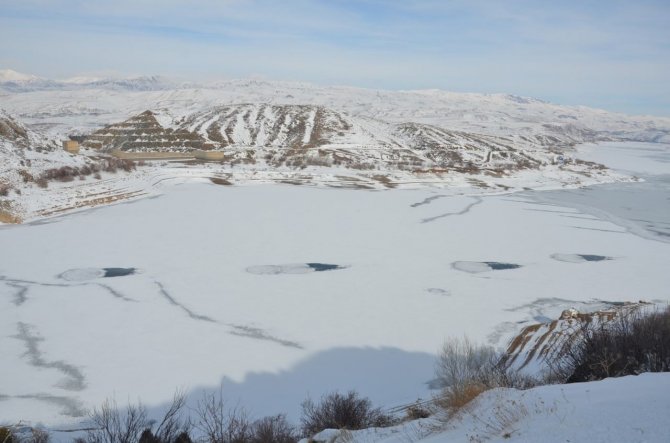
[0,142,669,429]
[58,268,106,281]
[245,263,346,275]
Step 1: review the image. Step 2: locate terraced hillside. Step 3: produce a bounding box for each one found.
[82,104,558,172]
[83,110,211,152]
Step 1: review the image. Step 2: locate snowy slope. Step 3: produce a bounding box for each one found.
[0,109,139,222]
[308,373,670,443]
[0,109,82,190]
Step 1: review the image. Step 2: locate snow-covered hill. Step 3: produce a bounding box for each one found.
[1,69,666,222]
[0,109,73,183]
[2,70,669,145]
[84,105,546,172]
[0,109,141,222]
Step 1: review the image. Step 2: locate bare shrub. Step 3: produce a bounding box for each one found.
[250,415,296,443]
[40,166,78,182]
[300,391,394,437]
[434,337,540,412]
[31,158,135,188]
[0,426,47,443]
[194,390,252,443]
[85,392,189,443]
[18,170,34,183]
[195,389,298,443]
[435,337,497,390]
[28,428,50,443]
[404,401,432,420]
[172,433,192,443]
[0,184,11,196]
[560,306,670,382]
[35,177,48,188]
[0,427,14,443]
[138,430,159,443]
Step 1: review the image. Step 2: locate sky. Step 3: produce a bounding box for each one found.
[0,0,669,116]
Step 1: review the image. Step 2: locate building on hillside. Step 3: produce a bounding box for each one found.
[63,140,80,154]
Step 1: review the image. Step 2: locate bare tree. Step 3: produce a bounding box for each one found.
[194,389,252,443]
[86,392,189,443]
[152,391,191,443]
[86,399,147,443]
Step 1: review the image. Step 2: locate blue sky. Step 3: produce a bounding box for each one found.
[1,0,669,116]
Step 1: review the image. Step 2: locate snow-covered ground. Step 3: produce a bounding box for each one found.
[0,141,669,439]
[309,373,670,443]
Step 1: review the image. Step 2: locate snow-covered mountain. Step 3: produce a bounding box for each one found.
[2,70,669,146]
[0,69,40,82]
[0,69,176,93]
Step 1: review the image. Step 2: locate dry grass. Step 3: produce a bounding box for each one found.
[434,337,541,414]
[437,381,489,412]
[0,209,21,224]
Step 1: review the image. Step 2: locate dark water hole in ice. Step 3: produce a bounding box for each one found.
[483,262,522,270]
[59,267,137,281]
[577,254,610,262]
[451,261,522,273]
[550,253,613,263]
[246,263,346,275]
[103,268,136,277]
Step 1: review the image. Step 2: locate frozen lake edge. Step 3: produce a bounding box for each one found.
[1,141,669,428]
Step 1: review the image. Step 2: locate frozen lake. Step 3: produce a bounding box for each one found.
[1,142,669,427]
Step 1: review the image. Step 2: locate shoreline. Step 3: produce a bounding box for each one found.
[1,143,638,225]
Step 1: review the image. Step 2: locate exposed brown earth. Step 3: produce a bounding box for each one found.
[502,302,651,371]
